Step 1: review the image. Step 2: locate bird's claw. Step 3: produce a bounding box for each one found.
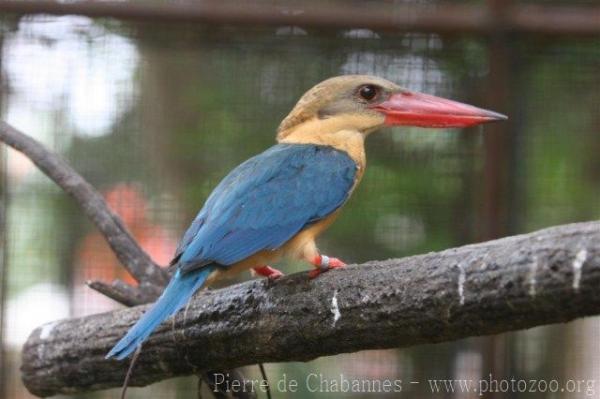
[308,256,346,279]
[267,270,284,280]
[252,265,284,280]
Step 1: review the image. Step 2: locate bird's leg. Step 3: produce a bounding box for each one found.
[307,254,346,279]
[252,265,284,280]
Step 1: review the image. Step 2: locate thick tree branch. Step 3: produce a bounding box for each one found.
[21,221,600,397]
[0,121,168,290]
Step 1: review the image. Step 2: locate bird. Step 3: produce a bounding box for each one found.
[107,75,506,360]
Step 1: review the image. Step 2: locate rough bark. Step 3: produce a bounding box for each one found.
[21,221,600,397]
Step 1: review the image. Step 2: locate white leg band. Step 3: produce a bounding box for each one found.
[320,255,330,270]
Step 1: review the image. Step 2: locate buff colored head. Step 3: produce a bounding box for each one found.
[277,75,506,140]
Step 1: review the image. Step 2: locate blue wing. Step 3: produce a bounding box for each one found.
[172,143,357,273]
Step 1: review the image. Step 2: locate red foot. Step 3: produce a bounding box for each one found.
[308,255,346,279]
[253,265,284,280]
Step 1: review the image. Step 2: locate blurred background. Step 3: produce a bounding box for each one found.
[0,0,599,398]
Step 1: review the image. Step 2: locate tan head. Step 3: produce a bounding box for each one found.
[277,75,506,141]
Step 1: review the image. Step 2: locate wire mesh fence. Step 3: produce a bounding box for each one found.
[1,0,599,397]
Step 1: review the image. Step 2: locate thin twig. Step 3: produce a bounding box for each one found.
[120,345,142,399]
[258,364,271,399]
[86,280,152,306]
[0,121,168,286]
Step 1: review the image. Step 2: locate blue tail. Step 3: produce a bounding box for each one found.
[106,265,215,360]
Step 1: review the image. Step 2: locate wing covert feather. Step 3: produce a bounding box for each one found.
[174,143,357,272]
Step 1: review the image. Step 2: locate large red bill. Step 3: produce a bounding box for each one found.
[371,91,507,128]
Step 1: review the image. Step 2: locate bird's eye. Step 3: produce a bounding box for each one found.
[358,84,379,101]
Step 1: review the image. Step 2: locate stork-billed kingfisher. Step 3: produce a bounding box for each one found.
[107,75,506,359]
